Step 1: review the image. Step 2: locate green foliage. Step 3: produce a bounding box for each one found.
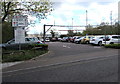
[74,32,82,36]
[67,30,74,36]
[50,30,55,38]
[1,0,53,22]
[31,43,48,49]
[2,50,48,63]
[2,21,14,43]
[83,24,120,35]
[60,34,67,38]
[104,44,120,49]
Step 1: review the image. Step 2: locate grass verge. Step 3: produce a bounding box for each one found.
[104,44,120,49]
[2,49,48,63]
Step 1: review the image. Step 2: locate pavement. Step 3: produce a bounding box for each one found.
[1,50,50,69]
[1,61,23,69]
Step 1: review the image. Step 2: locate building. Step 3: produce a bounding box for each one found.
[118,1,120,24]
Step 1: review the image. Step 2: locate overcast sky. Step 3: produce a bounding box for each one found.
[27,0,119,34]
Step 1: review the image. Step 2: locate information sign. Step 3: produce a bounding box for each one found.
[12,15,28,27]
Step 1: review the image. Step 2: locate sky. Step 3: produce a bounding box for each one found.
[27,0,119,35]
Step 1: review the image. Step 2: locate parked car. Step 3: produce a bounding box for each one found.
[1,37,43,50]
[74,36,84,44]
[45,38,50,42]
[70,36,80,43]
[61,37,70,42]
[102,35,120,45]
[90,35,105,46]
[69,37,74,42]
[58,38,62,41]
[7,37,42,44]
[50,37,58,42]
[81,36,93,44]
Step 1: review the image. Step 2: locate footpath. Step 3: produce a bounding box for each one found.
[1,61,23,69]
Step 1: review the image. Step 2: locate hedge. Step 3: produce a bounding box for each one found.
[104,44,120,49]
[2,50,48,63]
[30,43,48,50]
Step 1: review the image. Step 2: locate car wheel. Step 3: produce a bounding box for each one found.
[86,41,89,44]
[98,41,102,46]
[110,42,114,44]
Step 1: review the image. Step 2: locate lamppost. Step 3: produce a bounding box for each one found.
[86,10,88,29]
[72,18,73,29]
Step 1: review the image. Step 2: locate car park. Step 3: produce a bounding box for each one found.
[102,35,120,45]
[90,35,105,46]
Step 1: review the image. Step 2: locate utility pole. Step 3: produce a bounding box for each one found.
[72,18,73,30]
[86,10,88,29]
[110,11,112,26]
[43,24,46,44]
[54,20,55,26]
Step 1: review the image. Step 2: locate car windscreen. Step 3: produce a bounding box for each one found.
[25,38,35,41]
[77,37,81,39]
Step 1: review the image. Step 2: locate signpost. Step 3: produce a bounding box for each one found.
[12,15,28,44]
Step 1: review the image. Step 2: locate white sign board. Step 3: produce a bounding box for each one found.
[15,28,25,43]
[12,15,28,27]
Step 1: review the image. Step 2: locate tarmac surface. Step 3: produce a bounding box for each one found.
[2,42,119,82]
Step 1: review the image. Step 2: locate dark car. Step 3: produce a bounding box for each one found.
[1,37,43,50]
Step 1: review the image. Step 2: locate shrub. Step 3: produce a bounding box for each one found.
[4,43,48,50]
[31,44,48,50]
[2,50,48,63]
[104,44,120,49]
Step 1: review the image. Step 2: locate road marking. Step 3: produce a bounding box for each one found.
[94,46,102,48]
[63,45,66,48]
[68,46,71,48]
[3,54,118,74]
[63,45,71,48]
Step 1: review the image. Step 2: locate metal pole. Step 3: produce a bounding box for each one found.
[86,10,88,29]
[54,20,55,26]
[105,23,108,45]
[72,18,73,30]
[43,24,45,44]
[105,26,106,45]
[110,11,112,26]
